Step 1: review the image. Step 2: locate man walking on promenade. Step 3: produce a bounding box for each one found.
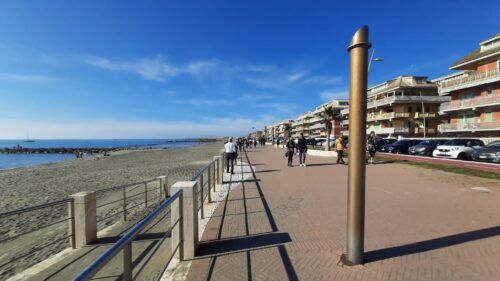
[225,137,237,174]
[335,135,345,164]
[297,133,308,167]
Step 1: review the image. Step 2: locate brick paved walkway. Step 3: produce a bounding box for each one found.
[185,146,500,281]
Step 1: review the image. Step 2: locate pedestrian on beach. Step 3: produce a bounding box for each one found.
[367,131,376,164]
[297,133,308,167]
[224,137,237,174]
[285,138,296,167]
[335,135,345,164]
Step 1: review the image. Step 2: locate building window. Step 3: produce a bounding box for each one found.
[484,111,493,122]
[487,87,493,97]
[408,106,412,113]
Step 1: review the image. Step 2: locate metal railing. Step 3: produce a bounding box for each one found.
[438,68,500,93]
[439,94,500,112]
[94,177,165,228]
[191,157,219,219]
[0,198,74,274]
[72,190,183,281]
[342,96,450,115]
[438,121,500,132]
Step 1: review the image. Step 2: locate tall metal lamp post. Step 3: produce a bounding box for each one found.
[345,25,371,265]
[368,49,384,73]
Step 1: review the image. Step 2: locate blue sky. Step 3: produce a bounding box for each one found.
[0,0,498,138]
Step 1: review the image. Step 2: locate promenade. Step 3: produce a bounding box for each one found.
[185,146,500,281]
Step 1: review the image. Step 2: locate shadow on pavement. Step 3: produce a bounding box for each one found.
[197,232,292,257]
[201,149,298,281]
[365,225,500,263]
[254,169,280,173]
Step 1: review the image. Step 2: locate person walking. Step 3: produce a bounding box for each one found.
[297,133,308,167]
[285,138,296,167]
[335,135,345,164]
[367,131,376,164]
[224,137,237,174]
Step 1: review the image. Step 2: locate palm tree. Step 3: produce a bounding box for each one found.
[323,106,334,151]
[283,124,292,140]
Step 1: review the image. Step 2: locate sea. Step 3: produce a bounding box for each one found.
[0,139,203,170]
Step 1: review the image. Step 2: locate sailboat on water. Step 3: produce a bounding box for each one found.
[24,132,35,142]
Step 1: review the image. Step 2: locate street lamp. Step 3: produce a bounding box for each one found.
[419,91,426,139]
[368,48,384,72]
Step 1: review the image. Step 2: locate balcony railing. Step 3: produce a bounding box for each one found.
[438,68,500,94]
[440,94,500,112]
[342,96,450,115]
[438,121,500,132]
[414,112,436,118]
[414,128,436,134]
[367,112,411,121]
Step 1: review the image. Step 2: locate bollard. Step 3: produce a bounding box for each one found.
[171,181,198,259]
[214,155,223,185]
[69,191,97,248]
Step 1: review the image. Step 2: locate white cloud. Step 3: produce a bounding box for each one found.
[251,102,298,114]
[287,71,309,82]
[303,75,342,85]
[320,90,349,101]
[85,56,225,82]
[0,73,54,81]
[168,98,235,106]
[0,118,268,139]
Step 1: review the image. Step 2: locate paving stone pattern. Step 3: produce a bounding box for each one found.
[185,146,500,281]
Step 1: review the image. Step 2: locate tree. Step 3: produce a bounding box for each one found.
[323,106,334,151]
[283,123,292,140]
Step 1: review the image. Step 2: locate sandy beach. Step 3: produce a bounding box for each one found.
[0,141,224,280]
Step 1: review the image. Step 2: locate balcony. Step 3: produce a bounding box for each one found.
[342,96,450,115]
[438,68,500,94]
[414,128,436,134]
[341,119,349,126]
[414,112,436,118]
[440,94,500,113]
[366,127,409,135]
[438,121,500,133]
[367,112,411,122]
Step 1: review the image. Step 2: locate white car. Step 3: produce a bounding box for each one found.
[432,139,485,160]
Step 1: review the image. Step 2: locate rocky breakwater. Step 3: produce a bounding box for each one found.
[0,147,119,154]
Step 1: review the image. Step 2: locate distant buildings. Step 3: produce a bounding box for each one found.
[265,120,293,142]
[264,34,499,141]
[288,100,348,139]
[341,76,449,138]
[434,34,499,138]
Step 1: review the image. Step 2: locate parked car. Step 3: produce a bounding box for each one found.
[432,139,485,160]
[471,141,500,163]
[408,139,449,157]
[374,138,397,151]
[379,139,421,154]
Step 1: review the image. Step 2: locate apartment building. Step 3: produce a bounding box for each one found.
[434,34,500,137]
[341,76,450,138]
[291,112,313,138]
[265,120,294,141]
[308,100,349,138]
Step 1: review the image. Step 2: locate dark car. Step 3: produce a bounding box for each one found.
[379,139,422,154]
[472,141,500,163]
[408,139,449,157]
[374,138,397,151]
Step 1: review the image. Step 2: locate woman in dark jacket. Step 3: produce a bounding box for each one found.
[285,139,296,167]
